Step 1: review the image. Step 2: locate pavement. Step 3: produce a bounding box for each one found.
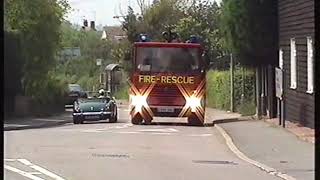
[208,108,314,180]
[264,118,315,144]
[3,103,314,180]
[4,110,72,131]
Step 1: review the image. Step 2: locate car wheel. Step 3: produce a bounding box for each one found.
[110,110,118,123]
[73,116,80,124]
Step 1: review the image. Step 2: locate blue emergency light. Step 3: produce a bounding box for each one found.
[139,34,150,42]
[188,35,200,43]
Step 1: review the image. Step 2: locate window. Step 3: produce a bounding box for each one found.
[279,48,283,69]
[136,47,202,73]
[290,38,297,89]
[307,37,314,93]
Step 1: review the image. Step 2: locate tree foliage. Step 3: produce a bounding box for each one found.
[122,0,187,42]
[175,1,224,61]
[219,0,278,66]
[54,22,115,90]
[5,0,70,99]
[120,0,223,64]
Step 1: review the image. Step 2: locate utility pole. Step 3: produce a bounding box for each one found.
[230,53,234,112]
[241,66,245,105]
[256,66,262,119]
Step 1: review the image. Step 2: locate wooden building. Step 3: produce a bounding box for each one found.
[278,0,315,128]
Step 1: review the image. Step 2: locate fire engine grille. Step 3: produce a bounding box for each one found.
[147,85,185,106]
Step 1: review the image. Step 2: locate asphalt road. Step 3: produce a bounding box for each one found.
[4,106,281,180]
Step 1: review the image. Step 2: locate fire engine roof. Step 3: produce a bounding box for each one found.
[134,42,202,48]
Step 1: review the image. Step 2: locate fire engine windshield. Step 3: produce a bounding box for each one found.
[136,47,203,73]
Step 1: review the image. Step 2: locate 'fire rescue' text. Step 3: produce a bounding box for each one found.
[138,75,194,84]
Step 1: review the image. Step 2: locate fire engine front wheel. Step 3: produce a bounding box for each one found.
[131,114,143,125]
[187,113,204,126]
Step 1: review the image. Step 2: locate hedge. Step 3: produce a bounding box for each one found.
[206,67,256,116]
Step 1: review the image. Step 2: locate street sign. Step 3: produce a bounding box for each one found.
[58,47,81,62]
[275,67,283,99]
[96,59,102,66]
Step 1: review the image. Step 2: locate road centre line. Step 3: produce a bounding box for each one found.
[215,125,296,180]
[18,159,66,180]
[4,165,45,180]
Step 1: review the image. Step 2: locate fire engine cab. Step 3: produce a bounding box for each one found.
[129,33,207,126]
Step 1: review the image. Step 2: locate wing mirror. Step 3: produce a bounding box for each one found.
[202,51,210,70]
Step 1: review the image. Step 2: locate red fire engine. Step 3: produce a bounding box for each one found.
[129,33,207,126]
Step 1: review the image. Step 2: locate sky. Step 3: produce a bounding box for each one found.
[66,0,221,29]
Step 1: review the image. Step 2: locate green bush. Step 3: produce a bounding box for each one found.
[206,67,256,116]
[24,74,67,116]
[207,71,230,110]
[114,83,129,100]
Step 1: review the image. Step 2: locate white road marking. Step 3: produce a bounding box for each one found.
[79,123,134,133]
[33,119,64,122]
[188,134,213,137]
[215,125,296,180]
[4,165,45,180]
[116,131,141,134]
[18,159,66,180]
[4,124,28,127]
[150,133,172,135]
[139,128,178,133]
[4,158,16,161]
[83,129,102,133]
[18,159,32,165]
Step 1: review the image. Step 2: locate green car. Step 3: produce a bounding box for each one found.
[72,95,118,124]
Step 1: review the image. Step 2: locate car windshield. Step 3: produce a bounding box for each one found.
[78,97,110,103]
[136,47,203,73]
[69,85,82,92]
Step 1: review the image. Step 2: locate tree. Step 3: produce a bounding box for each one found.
[219,0,278,66]
[122,0,187,42]
[219,0,278,117]
[5,0,70,100]
[56,21,116,90]
[175,1,224,62]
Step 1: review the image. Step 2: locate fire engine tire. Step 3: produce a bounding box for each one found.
[131,114,143,125]
[144,118,152,125]
[187,113,204,126]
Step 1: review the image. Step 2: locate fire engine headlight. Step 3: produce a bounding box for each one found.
[130,95,147,112]
[186,96,201,112]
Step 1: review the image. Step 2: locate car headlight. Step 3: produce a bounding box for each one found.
[186,96,201,112]
[130,95,147,112]
[74,103,81,112]
[105,103,111,111]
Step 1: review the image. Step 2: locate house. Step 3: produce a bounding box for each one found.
[278,0,315,128]
[103,26,127,42]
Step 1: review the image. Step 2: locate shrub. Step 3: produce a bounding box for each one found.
[114,83,129,100]
[206,67,256,116]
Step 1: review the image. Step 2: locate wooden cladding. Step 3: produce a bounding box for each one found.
[278,0,315,128]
